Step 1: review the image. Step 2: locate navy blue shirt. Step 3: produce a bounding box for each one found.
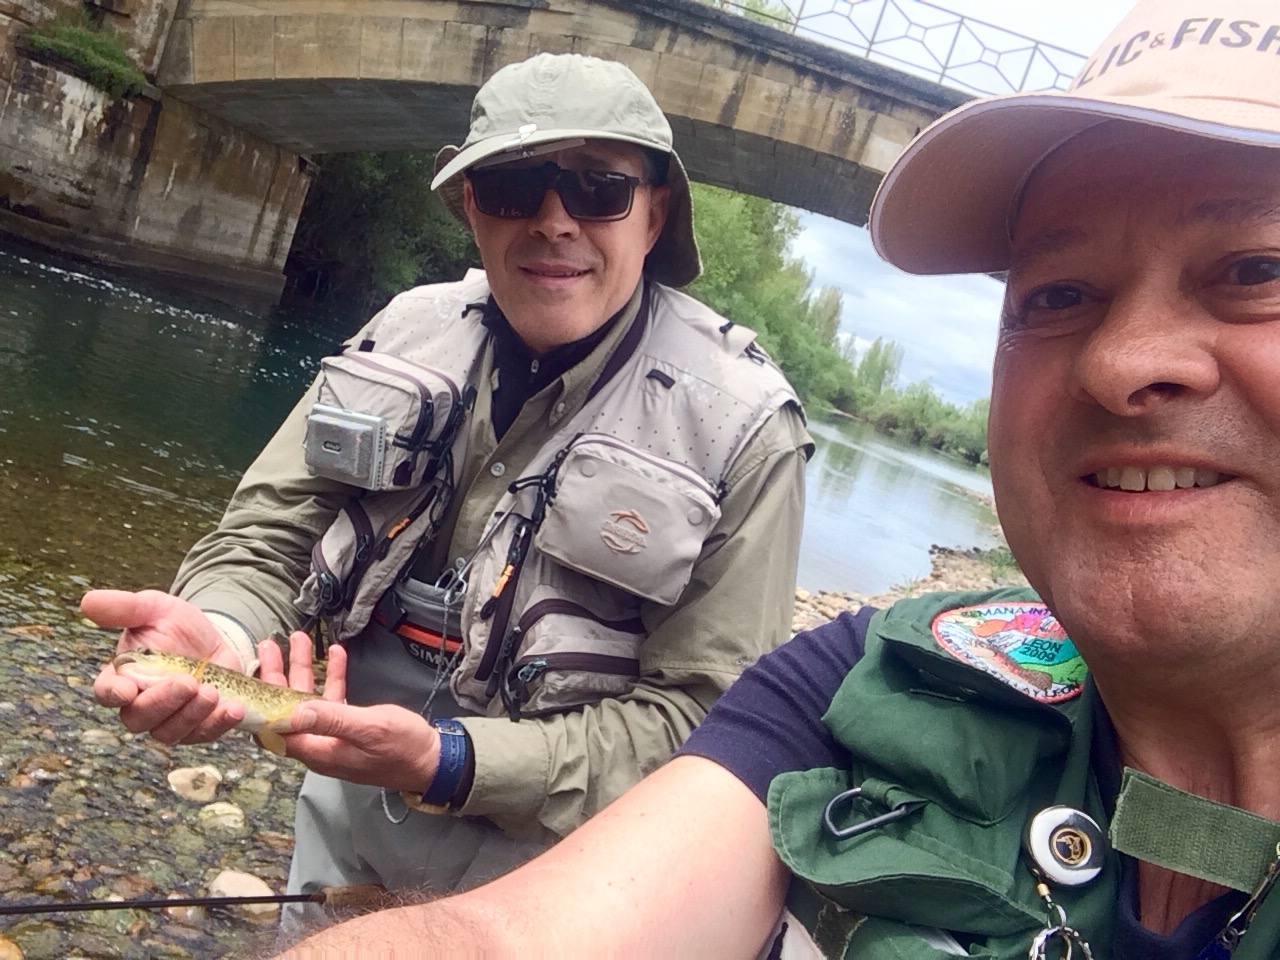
[679,609,1245,959]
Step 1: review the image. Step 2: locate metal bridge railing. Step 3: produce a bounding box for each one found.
[711,0,1087,95]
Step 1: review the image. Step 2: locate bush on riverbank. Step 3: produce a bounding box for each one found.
[25,18,145,99]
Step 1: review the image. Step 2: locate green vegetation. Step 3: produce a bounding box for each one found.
[982,545,1022,581]
[285,152,477,310]
[687,183,989,464]
[26,15,145,99]
[283,156,989,463]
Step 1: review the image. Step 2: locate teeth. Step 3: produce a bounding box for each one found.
[1119,467,1145,491]
[1092,466,1228,492]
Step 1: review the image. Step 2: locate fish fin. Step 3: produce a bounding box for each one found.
[256,730,287,757]
[192,654,213,684]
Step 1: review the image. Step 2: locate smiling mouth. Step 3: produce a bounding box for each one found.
[521,266,590,278]
[1084,466,1233,492]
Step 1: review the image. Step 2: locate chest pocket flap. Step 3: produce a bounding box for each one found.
[534,435,721,606]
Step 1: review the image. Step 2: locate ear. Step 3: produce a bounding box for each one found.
[644,185,671,254]
[462,179,482,234]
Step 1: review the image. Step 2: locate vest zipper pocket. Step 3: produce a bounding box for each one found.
[499,655,640,721]
[502,652,641,720]
[341,353,460,451]
[513,598,646,637]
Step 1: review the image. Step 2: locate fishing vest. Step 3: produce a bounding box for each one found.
[768,588,1280,959]
[295,269,801,718]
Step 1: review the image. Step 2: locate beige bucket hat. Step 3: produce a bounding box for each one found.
[870,0,1280,275]
[431,52,701,288]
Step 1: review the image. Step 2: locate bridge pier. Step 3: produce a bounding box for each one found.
[0,1,312,305]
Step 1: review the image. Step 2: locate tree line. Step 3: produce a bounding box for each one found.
[283,154,990,466]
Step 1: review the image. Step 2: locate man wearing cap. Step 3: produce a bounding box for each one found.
[277,2,1280,958]
[81,52,810,917]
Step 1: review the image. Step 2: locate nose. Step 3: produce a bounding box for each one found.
[1071,284,1219,416]
[527,187,579,241]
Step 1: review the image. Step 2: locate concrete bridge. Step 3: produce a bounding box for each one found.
[0,0,973,304]
[157,0,967,227]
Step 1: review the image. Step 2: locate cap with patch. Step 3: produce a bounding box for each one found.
[432,52,700,288]
[870,0,1280,275]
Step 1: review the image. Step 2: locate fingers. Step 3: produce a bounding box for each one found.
[258,636,287,687]
[288,631,316,693]
[93,663,139,709]
[279,704,435,791]
[322,643,347,703]
[116,675,200,734]
[116,678,246,744]
[80,589,171,632]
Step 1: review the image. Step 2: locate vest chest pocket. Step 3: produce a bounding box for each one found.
[533,435,721,606]
[304,352,463,490]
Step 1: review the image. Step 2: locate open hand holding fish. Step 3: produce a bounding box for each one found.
[113,648,320,756]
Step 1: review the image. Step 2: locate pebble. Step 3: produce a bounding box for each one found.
[167,765,223,803]
[79,728,120,750]
[196,801,246,835]
[207,869,279,921]
[0,935,23,959]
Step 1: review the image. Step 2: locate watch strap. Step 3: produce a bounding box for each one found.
[421,718,469,808]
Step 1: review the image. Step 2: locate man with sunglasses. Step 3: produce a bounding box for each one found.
[82,52,811,923]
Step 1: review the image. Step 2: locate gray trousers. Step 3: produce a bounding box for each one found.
[282,625,551,931]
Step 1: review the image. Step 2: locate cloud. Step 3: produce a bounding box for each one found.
[792,212,1005,406]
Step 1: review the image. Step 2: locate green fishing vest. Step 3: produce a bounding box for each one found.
[767,588,1280,959]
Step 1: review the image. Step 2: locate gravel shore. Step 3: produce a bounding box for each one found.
[0,544,1025,959]
[791,544,1028,634]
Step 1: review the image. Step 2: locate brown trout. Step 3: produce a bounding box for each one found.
[112,648,320,756]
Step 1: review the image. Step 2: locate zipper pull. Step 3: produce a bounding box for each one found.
[479,563,515,621]
[506,658,548,722]
[484,627,523,699]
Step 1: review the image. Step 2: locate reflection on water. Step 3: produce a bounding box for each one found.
[0,239,350,590]
[798,415,998,594]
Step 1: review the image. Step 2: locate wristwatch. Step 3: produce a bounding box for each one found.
[418,718,470,811]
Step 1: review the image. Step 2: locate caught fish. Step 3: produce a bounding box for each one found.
[112,648,319,756]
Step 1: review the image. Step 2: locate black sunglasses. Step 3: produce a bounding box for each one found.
[467,161,648,222]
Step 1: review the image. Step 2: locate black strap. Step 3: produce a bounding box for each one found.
[586,282,651,404]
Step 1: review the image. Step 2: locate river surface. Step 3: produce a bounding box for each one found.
[0,239,995,956]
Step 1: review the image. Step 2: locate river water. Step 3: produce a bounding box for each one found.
[0,239,996,956]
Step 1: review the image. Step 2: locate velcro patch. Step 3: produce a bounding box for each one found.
[931,602,1085,704]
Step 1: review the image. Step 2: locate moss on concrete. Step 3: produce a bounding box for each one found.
[26,23,145,98]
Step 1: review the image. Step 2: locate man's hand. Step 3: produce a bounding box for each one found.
[261,634,441,793]
[84,589,247,744]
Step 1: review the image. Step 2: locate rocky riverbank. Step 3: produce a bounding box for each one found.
[0,543,1025,959]
[791,543,1027,633]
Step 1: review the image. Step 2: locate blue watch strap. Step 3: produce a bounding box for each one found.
[422,718,469,808]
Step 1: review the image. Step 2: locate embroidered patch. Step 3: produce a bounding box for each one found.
[931,602,1086,703]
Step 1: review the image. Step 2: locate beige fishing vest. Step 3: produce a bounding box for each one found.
[296,270,800,718]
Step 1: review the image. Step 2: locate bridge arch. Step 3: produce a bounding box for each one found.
[159,0,966,225]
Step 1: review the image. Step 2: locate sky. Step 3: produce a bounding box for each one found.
[790,1,1132,405]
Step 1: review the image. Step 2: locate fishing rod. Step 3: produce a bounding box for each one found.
[0,883,388,917]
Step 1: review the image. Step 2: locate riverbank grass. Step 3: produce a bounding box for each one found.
[26,21,145,99]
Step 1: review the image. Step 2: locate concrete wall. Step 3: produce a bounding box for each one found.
[0,4,312,303]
